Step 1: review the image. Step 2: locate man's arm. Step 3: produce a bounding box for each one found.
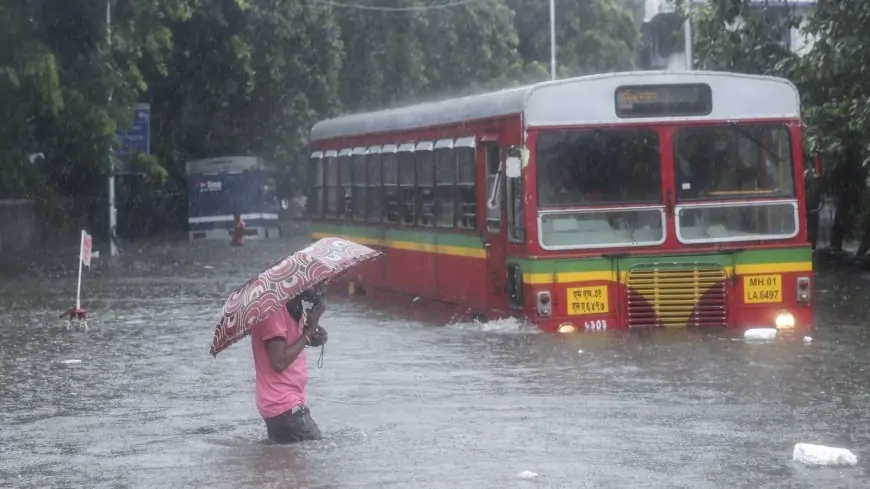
[265,333,310,373]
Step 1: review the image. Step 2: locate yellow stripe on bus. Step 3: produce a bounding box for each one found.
[734,262,813,275]
[523,261,813,284]
[311,232,486,259]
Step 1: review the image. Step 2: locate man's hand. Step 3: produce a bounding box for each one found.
[307,325,328,347]
[303,297,327,347]
[306,297,327,324]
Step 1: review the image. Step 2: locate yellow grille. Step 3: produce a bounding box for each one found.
[626,264,728,328]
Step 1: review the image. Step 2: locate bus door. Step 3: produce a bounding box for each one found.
[480,141,509,313]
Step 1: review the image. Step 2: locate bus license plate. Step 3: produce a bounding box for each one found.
[743,274,782,303]
[567,286,609,315]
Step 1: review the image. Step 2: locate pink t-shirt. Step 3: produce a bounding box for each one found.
[250,306,308,419]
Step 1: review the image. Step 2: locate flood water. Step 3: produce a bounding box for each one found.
[0,238,868,488]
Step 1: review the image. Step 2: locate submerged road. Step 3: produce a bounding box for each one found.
[0,238,867,488]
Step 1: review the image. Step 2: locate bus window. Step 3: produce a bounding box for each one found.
[484,144,501,232]
[673,123,797,242]
[398,147,416,225]
[325,153,338,218]
[536,129,662,207]
[383,148,399,223]
[366,148,383,222]
[507,171,524,243]
[457,146,476,230]
[673,123,794,201]
[309,154,323,218]
[339,150,352,219]
[434,144,456,228]
[352,148,366,221]
[416,143,435,227]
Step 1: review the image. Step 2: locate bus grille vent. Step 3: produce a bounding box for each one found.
[626,263,727,328]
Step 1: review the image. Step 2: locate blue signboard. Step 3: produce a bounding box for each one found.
[113,103,150,175]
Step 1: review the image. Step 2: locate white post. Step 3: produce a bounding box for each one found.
[76,230,84,309]
[107,0,118,257]
[684,3,693,70]
[549,0,557,80]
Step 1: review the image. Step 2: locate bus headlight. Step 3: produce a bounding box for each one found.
[775,311,796,331]
[557,323,577,334]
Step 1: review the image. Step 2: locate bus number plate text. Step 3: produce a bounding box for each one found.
[743,274,782,304]
[567,286,609,315]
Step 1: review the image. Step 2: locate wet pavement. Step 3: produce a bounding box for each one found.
[0,238,868,488]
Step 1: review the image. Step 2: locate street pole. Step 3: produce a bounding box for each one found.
[549,0,557,80]
[684,3,693,70]
[107,0,118,257]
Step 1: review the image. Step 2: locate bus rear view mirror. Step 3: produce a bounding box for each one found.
[505,156,522,178]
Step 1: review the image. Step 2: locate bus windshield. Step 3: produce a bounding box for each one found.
[188,171,259,217]
[673,123,794,201]
[536,128,661,207]
[535,128,664,249]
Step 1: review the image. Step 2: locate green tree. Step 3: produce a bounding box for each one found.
[506,0,639,78]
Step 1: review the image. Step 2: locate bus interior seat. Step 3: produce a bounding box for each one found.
[706,224,729,238]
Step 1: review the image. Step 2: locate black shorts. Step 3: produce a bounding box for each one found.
[263,405,322,444]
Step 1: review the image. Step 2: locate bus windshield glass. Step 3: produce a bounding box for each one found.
[673,123,794,201]
[536,128,661,207]
[535,128,664,249]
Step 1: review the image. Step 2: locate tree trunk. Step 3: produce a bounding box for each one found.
[829,146,865,251]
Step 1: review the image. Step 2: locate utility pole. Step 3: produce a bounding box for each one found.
[107,0,118,257]
[550,0,557,80]
[684,2,693,70]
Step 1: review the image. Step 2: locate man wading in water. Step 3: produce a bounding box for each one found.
[230,212,246,246]
[250,289,328,443]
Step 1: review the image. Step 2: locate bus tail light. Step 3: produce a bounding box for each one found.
[536,291,552,317]
[796,277,811,304]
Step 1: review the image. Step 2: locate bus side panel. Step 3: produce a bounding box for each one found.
[383,228,437,299]
[434,231,486,308]
[435,254,487,310]
[384,247,421,297]
[335,223,384,290]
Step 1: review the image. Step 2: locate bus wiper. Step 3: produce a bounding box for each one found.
[727,121,783,165]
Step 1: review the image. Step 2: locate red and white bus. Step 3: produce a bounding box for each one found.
[307,71,813,335]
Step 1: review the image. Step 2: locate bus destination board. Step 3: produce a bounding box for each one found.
[615,84,712,118]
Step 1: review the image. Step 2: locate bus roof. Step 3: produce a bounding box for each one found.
[310,71,800,141]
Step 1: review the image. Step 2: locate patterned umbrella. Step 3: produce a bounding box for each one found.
[209,237,382,357]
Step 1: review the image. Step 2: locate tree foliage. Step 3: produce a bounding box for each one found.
[0,0,640,236]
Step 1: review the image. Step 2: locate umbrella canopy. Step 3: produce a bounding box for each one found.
[209,237,382,357]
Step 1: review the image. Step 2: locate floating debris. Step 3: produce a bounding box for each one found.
[793,443,857,467]
[803,336,813,344]
[744,328,777,341]
[59,359,82,365]
[516,470,539,480]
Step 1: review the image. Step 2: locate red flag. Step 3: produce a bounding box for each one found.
[81,231,93,267]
